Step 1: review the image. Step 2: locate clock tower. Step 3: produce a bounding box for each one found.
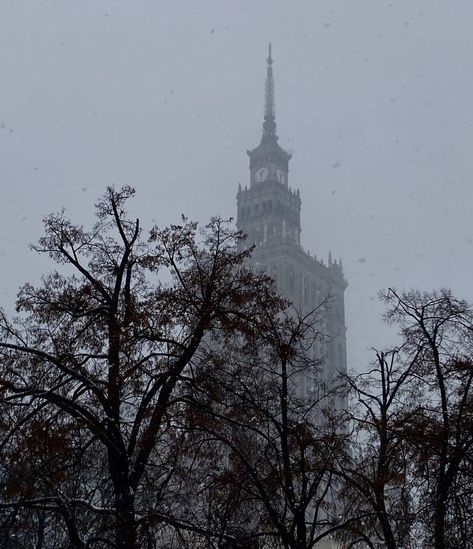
[238,44,301,248]
[236,45,347,401]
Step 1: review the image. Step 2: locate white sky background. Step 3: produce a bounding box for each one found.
[1,0,472,372]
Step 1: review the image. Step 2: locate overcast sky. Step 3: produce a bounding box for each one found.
[1,0,472,371]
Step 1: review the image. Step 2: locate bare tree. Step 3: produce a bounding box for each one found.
[340,289,473,549]
[0,187,284,548]
[383,289,473,549]
[180,302,354,549]
[338,348,418,549]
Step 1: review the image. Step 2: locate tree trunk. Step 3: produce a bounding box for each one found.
[433,490,447,549]
[108,440,137,549]
[294,510,307,549]
[35,511,46,549]
[110,462,137,549]
[115,493,137,549]
[378,509,397,549]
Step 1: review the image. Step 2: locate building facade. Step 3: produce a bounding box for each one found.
[236,45,347,402]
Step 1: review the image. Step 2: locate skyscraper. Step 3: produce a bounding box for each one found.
[236,45,347,400]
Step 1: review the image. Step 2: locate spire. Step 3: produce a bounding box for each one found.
[263,43,277,138]
[264,43,275,118]
[247,43,291,167]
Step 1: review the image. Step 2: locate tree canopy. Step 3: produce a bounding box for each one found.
[0,189,472,549]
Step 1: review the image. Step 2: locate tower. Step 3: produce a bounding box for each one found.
[237,45,347,400]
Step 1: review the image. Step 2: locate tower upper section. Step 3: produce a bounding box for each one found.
[235,45,347,392]
[238,45,301,247]
[247,44,292,187]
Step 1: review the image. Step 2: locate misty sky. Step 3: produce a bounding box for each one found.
[1,1,473,371]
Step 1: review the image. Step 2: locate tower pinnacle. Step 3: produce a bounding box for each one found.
[263,43,277,137]
[247,43,291,174]
[264,43,275,118]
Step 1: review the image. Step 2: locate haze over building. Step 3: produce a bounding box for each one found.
[237,45,347,402]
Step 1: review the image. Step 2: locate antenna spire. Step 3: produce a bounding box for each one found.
[265,43,274,118]
[263,43,277,138]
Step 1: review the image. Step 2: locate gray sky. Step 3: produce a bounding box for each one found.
[1,0,473,371]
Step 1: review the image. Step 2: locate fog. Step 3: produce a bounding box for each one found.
[1,0,472,372]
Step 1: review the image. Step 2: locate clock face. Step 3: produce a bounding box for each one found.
[275,168,286,184]
[255,167,269,183]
